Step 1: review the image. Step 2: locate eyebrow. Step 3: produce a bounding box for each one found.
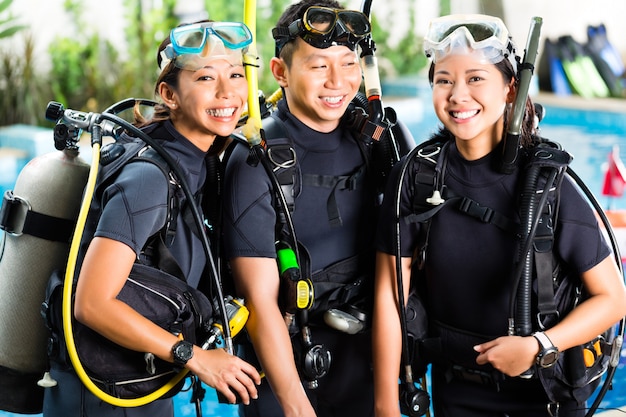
[434,68,490,76]
[303,50,357,62]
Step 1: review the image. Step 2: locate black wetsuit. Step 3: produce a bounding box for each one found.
[43,121,209,417]
[376,137,611,417]
[223,100,379,417]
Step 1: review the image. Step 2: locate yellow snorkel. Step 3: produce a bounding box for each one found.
[243,0,263,147]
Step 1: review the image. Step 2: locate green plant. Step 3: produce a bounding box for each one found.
[0,0,25,38]
[0,0,52,126]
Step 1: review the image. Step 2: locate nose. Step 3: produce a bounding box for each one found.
[215,77,236,99]
[449,81,470,103]
[325,64,344,89]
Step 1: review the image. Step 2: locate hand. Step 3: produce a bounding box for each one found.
[474,335,538,377]
[187,347,261,405]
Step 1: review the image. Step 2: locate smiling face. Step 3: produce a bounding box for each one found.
[271,38,362,133]
[159,59,248,151]
[431,53,514,160]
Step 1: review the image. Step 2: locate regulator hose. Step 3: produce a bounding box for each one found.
[566,168,625,417]
[393,144,431,417]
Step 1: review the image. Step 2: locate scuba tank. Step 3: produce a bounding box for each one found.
[0,147,89,413]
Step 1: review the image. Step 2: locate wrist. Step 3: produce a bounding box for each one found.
[532,331,559,368]
[171,340,194,367]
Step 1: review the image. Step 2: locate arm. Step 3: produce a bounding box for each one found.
[230,256,316,417]
[74,237,260,404]
[373,252,412,417]
[475,255,626,376]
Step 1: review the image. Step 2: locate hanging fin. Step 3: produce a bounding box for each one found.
[558,35,610,98]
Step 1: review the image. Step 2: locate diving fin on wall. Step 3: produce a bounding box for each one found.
[538,37,572,96]
[558,35,610,98]
[586,24,625,97]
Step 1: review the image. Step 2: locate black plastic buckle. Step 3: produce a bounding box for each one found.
[0,190,30,236]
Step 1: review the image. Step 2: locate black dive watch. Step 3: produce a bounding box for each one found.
[172,340,194,366]
[532,331,559,368]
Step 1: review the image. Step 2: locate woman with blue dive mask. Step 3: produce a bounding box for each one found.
[42,20,261,417]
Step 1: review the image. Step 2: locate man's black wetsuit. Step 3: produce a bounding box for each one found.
[223,100,379,417]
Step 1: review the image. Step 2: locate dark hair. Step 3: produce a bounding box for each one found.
[427,56,536,148]
[275,0,343,66]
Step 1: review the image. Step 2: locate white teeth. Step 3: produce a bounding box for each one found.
[323,96,342,104]
[452,110,479,119]
[207,107,236,117]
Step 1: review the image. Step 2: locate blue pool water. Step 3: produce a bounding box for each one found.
[1,98,626,416]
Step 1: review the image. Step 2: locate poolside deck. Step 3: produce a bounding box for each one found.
[533,92,626,113]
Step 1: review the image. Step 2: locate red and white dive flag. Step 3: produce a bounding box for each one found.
[602,145,626,197]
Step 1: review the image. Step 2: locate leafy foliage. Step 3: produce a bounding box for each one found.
[0,0,439,126]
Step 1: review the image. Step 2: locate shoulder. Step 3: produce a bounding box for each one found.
[100,156,170,208]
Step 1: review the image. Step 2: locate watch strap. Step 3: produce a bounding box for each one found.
[532,331,554,350]
[172,340,194,366]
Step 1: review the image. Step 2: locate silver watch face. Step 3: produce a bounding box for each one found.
[538,348,559,368]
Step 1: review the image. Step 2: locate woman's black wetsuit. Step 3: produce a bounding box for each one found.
[376,135,610,417]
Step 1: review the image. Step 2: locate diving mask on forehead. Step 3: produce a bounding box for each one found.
[423,14,518,71]
[160,21,253,71]
[272,6,371,54]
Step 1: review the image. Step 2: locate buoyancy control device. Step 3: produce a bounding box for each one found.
[0,146,89,413]
[0,98,243,414]
[393,17,625,417]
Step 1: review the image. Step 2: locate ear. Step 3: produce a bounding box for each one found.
[270,57,288,88]
[506,79,517,103]
[158,82,178,109]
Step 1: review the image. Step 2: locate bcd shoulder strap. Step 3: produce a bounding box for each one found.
[99,140,186,281]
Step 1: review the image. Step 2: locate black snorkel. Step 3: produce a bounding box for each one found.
[499,17,542,174]
[352,0,402,187]
[363,0,426,411]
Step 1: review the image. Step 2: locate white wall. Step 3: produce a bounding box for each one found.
[501,0,626,65]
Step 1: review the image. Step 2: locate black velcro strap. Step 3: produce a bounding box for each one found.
[535,249,558,327]
[22,210,75,243]
[302,165,366,227]
[0,190,74,243]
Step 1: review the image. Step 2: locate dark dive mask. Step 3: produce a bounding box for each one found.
[272,6,371,55]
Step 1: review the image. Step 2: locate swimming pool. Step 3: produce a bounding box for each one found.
[0,96,625,416]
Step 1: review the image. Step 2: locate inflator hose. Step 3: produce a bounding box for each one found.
[514,165,540,337]
[358,0,400,177]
